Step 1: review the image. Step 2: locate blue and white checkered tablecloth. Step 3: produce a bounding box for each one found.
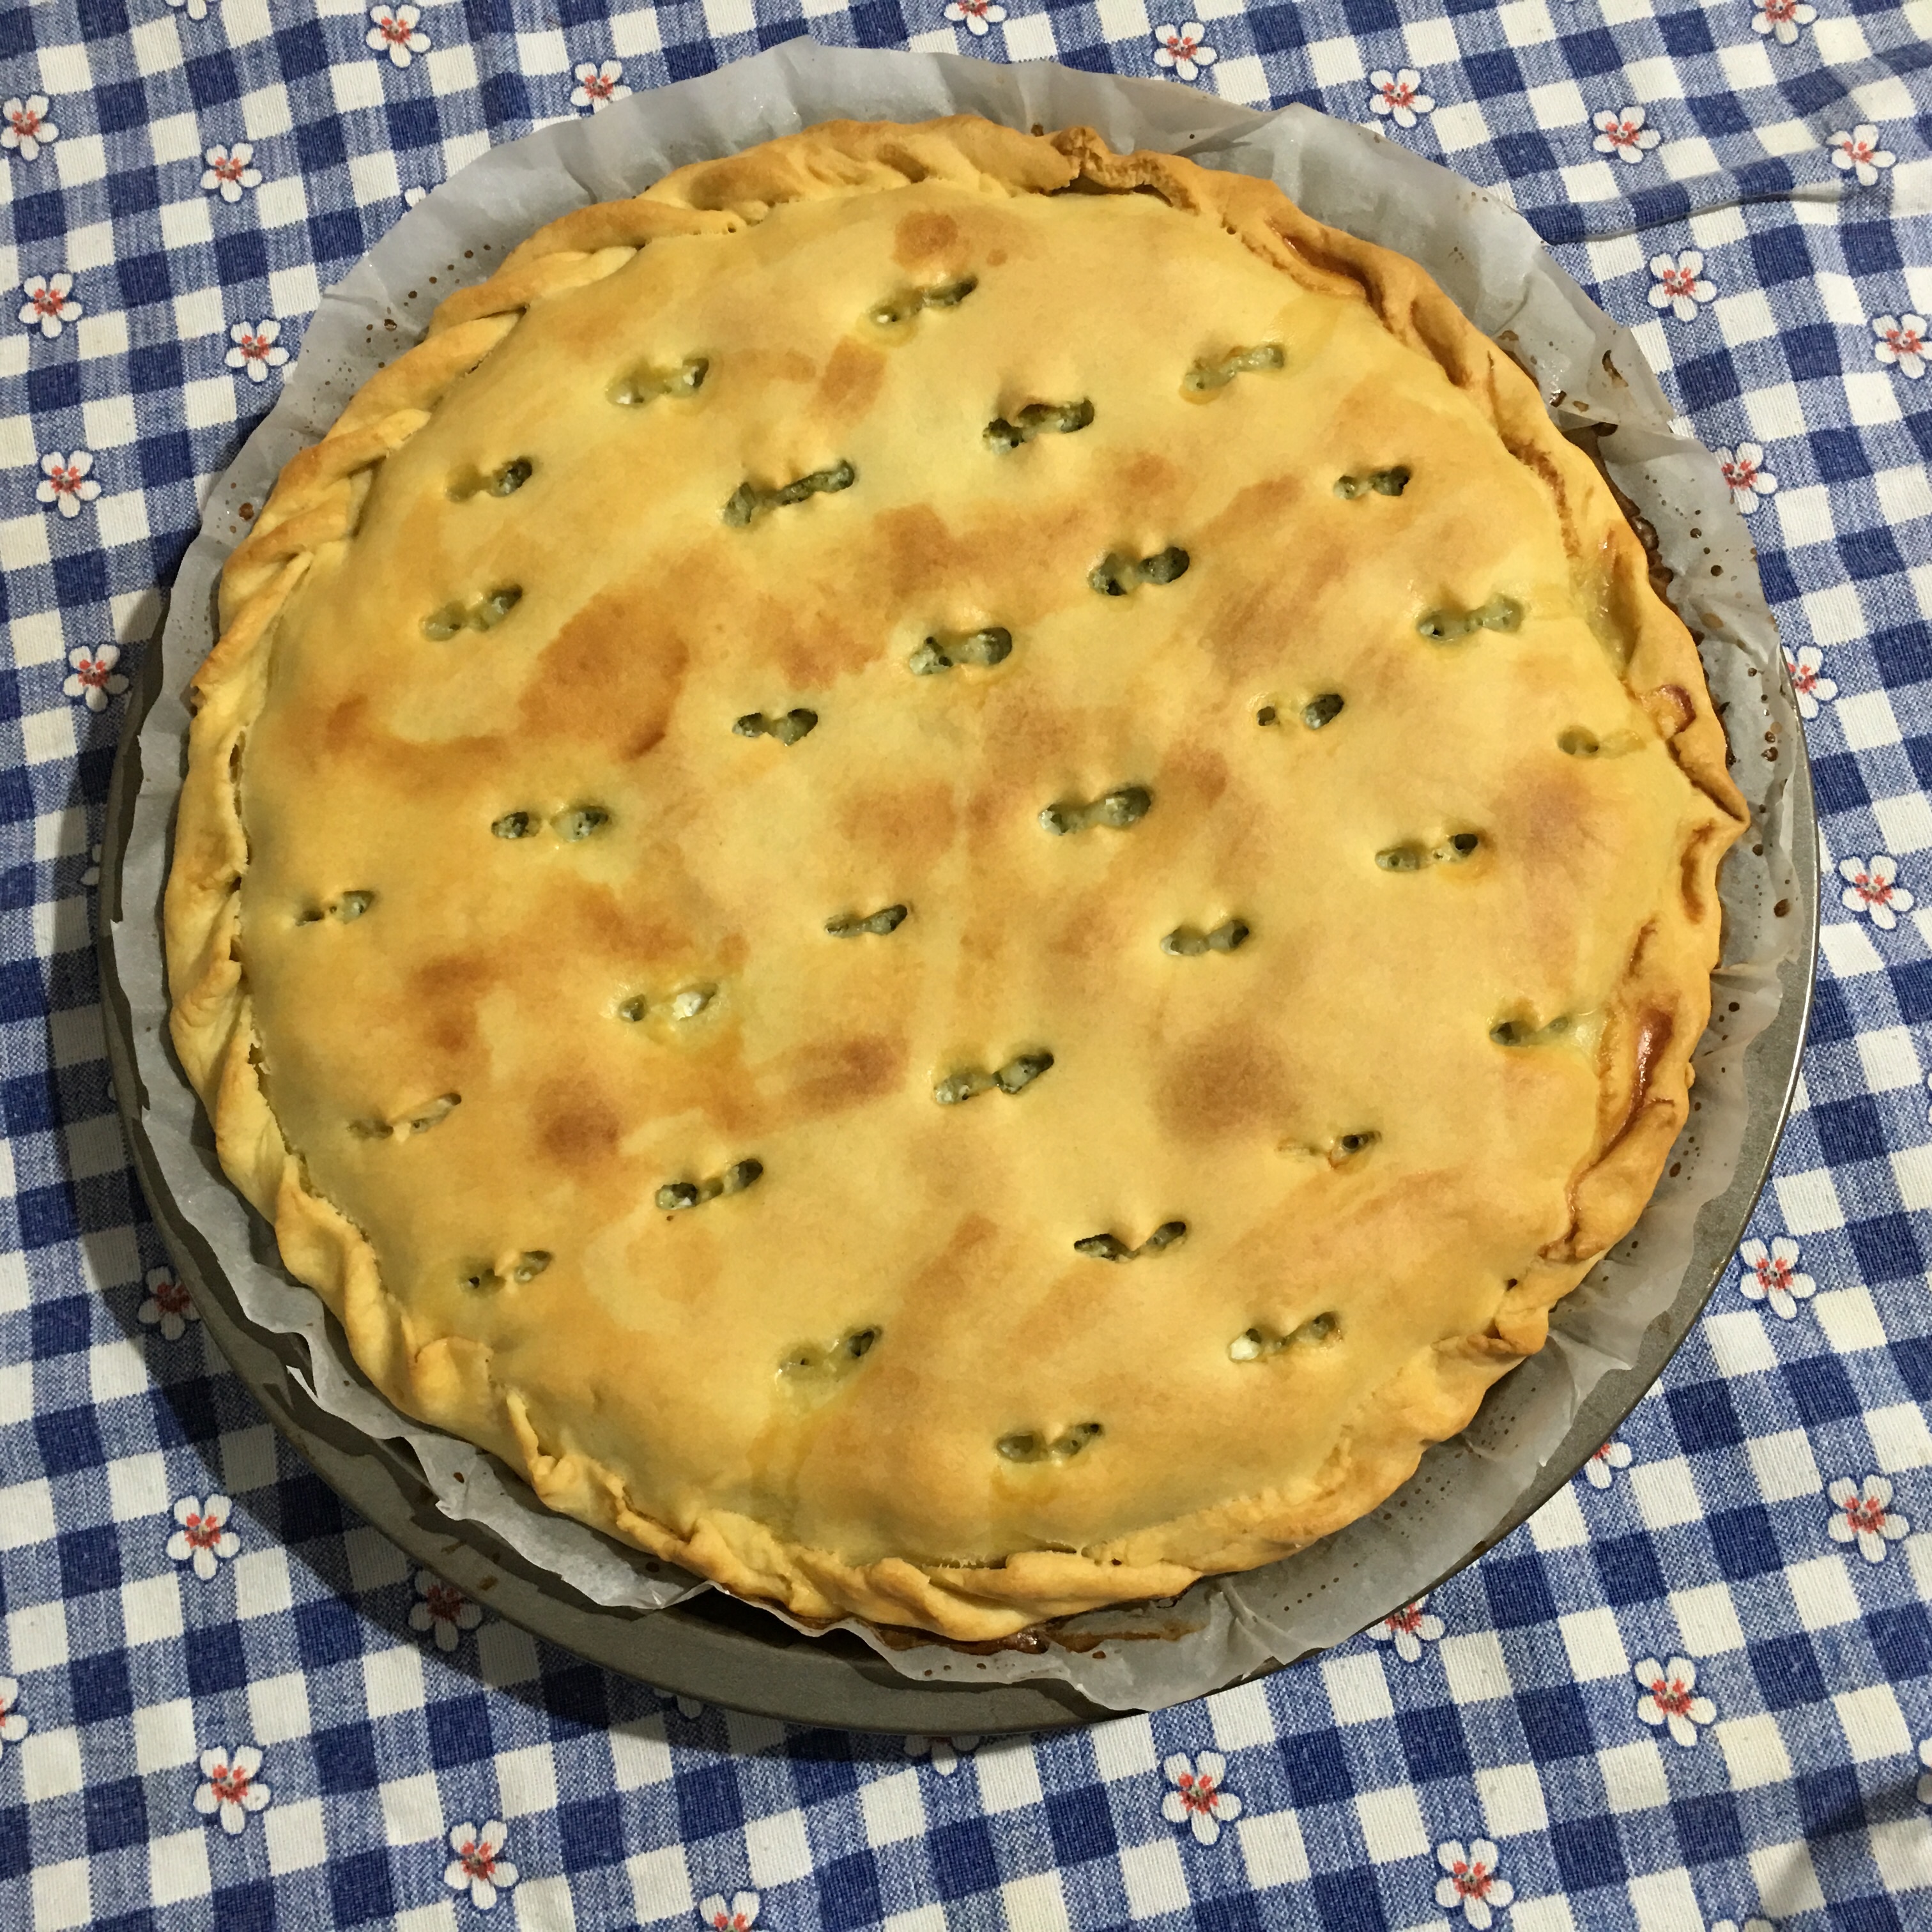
[2,0,1930,1925]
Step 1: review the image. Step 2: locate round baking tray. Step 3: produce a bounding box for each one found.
[97,636,1818,1733]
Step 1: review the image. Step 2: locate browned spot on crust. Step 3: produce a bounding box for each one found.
[1650,684,1695,732]
[1194,476,1324,683]
[533,1080,624,1167]
[835,778,958,873]
[733,347,818,387]
[873,503,965,601]
[780,1033,908,1121]
[1108,449,1184,506]
[409,953,494,1056]
[1505,436,1579,558]
[755,586,877,691]
[322,694,371,756]
[1158,1027,1290,1143]
[1167,741,1231,812]
[817,339,886,418]
[521,583,689,762]
[894,210,960,265]
[560,881,697,973]
[1606,1006,1674,1157]
[1680,822,1725,923]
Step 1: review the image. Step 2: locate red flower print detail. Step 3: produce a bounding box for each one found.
[1593,107,1659,164]
[1634,1655,1716,1745]
[167,1494,240,1579]
[3,96,58,160]
[1162,1751,1243,1843]
[64,645,127,710]
[366,4,429,65]
[1828,1476,1909,1563]
[1370,1593,1446,1660]
[1828,125,1894,186]
[1368,68,1433,127]
[195,1746,272,1834]
[138,1265,200,1339]
[1737,1236,1815,1318]
[410,1568,483,1651]
[1839,855,1913,929]
[570,61,631,110]
[1752,0,1815,43]
[1873,314,1928,380]
[445,1820,518,1908]
[1436,1840,1514,1927]
[1154,23,1218,80]
[1717,442,1777,513]
[19,273,80,336]
[38,449,100,517]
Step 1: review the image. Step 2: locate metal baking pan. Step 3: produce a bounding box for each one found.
[96,629,1818,1733]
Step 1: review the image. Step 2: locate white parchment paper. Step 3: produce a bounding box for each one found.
[118,40,1802,1705]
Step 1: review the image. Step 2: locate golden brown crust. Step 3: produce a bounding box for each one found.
[166,116,1745,1640]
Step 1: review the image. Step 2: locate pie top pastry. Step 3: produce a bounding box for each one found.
[166,116,1747,1642]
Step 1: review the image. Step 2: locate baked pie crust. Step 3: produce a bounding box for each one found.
[167,116,1747,1641]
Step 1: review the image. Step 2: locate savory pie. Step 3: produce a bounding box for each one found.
[167,116,1746,1641]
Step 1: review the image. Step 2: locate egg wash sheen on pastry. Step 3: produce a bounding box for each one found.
[166,117,1747,1642]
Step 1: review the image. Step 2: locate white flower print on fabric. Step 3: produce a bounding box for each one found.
[1650,250,1716,321]
[1584,1440,1634,1489]
[1828,1475,1909,1563]
[700,1894,760,1931]
[410,1570,482,1652]
[194,1746,271,1834]
[165,0,215,19]
[1634,1655,1715,1746]
[1873,314,1928,380]
[1784,647,1835,719]
[1370,1596,1446,1662]
[138,1264,199,1340]
[201,144,262,203]
[1752,0,1814,44]
[82,843,102,887]
[19,273,80,338]
[0,1678,27,1761]
[1153,24,1216,81]
[64,645,127,712]
[1717,443,1777,514]
[905,1734,981,1775]
[404,185,429,208]
[945,0,1006,36]
[168,1494,240,1579]
[1436,1840,1514,1929]
[1829,125,1895,187]
[1593,107,1660,164]
[1737,1236,1815,1320]
[368,5,429,66]
[38,450,100,518]
[1161,1751,1243,1845]
[1369,69,1433,128]
[570,61,630,111]
[226,319,289,384]
[445,1820,518,1909]
[1839,854,1913,929]
[3,96,58,161]
[1710,1919,1775,1932]
[1919,1736,1932,1805]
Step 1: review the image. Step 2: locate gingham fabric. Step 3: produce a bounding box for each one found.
[1,0,1929,1924]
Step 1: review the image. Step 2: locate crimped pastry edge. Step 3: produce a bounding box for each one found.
[164,114,1748,1642]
